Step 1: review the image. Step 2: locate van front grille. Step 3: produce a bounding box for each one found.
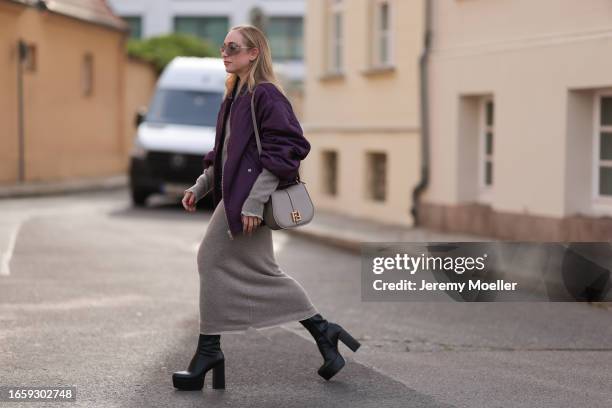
[146,151,204,182]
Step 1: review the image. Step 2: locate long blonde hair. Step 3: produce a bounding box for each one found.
[223,24,286,99]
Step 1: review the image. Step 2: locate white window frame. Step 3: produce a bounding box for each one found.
[326,0,344,74]
[592,90,612,209]
[371,0,393,68]
[478,96,494,203]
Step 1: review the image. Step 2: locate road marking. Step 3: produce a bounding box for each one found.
[1,219,26,277]
[0,204,111,278]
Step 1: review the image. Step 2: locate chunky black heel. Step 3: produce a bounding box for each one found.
[172,334,225,390]
[338,328,361,352]
[299,313,361,381]
[212,359,225,389]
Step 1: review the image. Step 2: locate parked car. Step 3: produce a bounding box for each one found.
[128,56,226,207]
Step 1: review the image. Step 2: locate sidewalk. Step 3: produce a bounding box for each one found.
[285,207,493,253]
[0,175,127,199]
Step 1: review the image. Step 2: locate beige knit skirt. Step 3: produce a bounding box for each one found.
[197,199,319,334]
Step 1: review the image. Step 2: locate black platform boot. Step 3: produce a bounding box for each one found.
[299,313,361,380]
[172,334,225,390]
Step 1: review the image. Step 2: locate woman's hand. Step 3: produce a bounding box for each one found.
[242,214,262,236]
[182,191,196,212]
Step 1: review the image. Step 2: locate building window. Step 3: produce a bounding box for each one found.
[322,150,338,196]
[81,53,93,97]
[18,41,37,72]
[266,17,303,61]
[371,0,393,68]
[174,16,229,49]
[123,16,142,39]
[596,92,612,197]
[326,0,343,74]
[366,152,387,202]
[480,98,494,188]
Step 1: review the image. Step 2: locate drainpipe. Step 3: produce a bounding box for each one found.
[17,39,27,183]
[411,0,433,226]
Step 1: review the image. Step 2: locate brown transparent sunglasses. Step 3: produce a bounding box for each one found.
[220,42,254,56]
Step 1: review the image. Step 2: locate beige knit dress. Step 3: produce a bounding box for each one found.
[185,110,319,335]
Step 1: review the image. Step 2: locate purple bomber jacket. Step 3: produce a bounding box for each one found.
[202,80,311,239]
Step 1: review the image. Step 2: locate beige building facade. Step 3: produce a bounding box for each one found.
[302,0,423,227]
[0,0,156,186]
[423,0,612,240]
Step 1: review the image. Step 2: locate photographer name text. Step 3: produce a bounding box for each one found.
[370,253,519,292]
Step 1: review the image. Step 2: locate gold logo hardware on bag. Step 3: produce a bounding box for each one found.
[291,210,301,223]
[250,85,315,230]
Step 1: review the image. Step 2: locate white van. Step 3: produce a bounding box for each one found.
[128,56,227,207]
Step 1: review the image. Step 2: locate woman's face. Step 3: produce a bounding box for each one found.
[221,30,259,78]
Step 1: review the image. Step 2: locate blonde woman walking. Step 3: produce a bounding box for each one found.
[172,25,360,391]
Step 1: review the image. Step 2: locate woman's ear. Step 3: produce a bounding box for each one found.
[249,47,260,62]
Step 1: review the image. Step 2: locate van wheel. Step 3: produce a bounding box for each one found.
[131,187,150,207]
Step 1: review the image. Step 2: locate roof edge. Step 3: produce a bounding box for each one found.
[7,0,129,33]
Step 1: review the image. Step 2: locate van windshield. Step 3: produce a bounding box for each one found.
[146,89,223,127]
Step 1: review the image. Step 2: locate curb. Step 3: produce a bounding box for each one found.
[0,175,128,199]
[284,227,362,253]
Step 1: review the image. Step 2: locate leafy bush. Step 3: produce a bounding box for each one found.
[126,33,217,74]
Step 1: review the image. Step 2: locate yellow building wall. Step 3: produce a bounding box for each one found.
[0,2,22,183]
[0,4,156,185]
[302,0,423,226]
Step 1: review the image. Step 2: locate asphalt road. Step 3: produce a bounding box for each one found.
[0,190,611,407]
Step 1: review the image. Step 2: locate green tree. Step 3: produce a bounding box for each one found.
[126,33,217,74]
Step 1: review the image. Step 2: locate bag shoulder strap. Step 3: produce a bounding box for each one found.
[250,88,263,157]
